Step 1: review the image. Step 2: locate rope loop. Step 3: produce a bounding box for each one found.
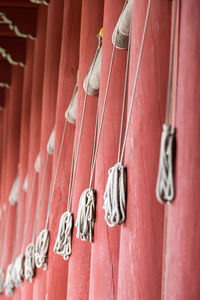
[156,124,175,204]
[35,229,50,270]
[103,163,126,227]
[53,211,73,261]
[75,188,96,242]
[24,243,36,282]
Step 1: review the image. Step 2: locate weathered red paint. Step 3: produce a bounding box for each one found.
[2,66,23,298]
[88,1,129,299]
[116,1,171,299]
[32,0,64,299]
[21,6,48,300]
[45,1,81,299]
[12,39,34,300]
[164,1,200,299]
[65,1,104,300]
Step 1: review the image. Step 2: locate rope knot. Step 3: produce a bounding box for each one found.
[75,188,96,242]
[24,243,36,282]
[35,229,50,270]
[103,163,126,227]
[156,124,175,204]
[54,211,73,261]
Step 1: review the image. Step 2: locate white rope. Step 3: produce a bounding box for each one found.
[156,0,177,206]
[54,34,103,258]
[30,0,49,5]
[4,264,15,297]
[156,124,175,204]
[32,154,49,271]
[53,211,73,260]
[34,152,41,173]
[35,229,49,270]
[54,137,75,260]
[23,174,28,192]
[75,189,96,242]
[24,243,35,282]
[12,254,24,287]
[65,82,78,124]
[0,47,24,67]
[103,163,126,226]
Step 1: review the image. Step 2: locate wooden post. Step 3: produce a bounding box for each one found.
[21,6,48,300]
[12,39,34,300]
[65,1,104,299]
[32,0,64,299]
[45,1,81,299]
[164,1,200,299]
[88,1,129,299]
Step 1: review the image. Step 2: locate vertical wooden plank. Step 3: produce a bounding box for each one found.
[165,1,200,299]
[21,6,48,300]
[45,0,81,299]
[32,0,64,299]
[116,1,171,299]
[2,65,24,286]
[88,1,128,299]
[12,39,34,300]
[66,1,104,300]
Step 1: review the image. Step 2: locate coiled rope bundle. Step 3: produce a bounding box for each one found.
[156,124,175,203]
[34,129,55,270]
[24,153,40,281]
[55,33,102,257]
[35,229,49,270]
[103,0,152,226]
[24,243,35,282]
[4,264,15,297]
[104,163,126,227]
[75,189,96,242]
[155,0,177,205]
[53,211,73,260]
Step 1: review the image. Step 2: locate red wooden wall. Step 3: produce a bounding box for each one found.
[0,1,200,300]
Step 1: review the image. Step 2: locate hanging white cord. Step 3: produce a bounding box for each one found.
[54,35,102,258]
[13,172,37,287]
[156,0,177,205]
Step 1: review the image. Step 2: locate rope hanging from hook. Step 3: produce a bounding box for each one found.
[54,32,102,258]
[103,0,152,227]
[156,0,177,204]
[34,150,51,270]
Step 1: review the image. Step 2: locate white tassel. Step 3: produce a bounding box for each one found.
[65,90,78,124]
[103,163,126,227]
[13,254,24,287]
[23,174,28,192]
[47,128,55,155]
[34,229,50,270]
[75,188,96,242]
[24,243,36,282]
[156,124,175,204]
[34,153,40,173]
[9,175,20,205]
[112,0,133,49]
[4,264,15,297]
[0,269,4,294]
[53,211,73,261]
